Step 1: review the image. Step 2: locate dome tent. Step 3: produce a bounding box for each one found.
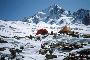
[58,25,71,34]
[36,29,48,35]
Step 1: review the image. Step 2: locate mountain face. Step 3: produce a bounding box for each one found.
[1,4,90,25]
[73,9,90,25]
[23,4,73,25]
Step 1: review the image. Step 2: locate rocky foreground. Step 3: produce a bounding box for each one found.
[0,34,90,60]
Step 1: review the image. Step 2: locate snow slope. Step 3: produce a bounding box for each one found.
[0,20,37,37]
[0,20,90,37]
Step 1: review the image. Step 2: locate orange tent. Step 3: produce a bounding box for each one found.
[59,25,71,34]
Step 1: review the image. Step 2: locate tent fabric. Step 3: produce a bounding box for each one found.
[36,29,48,35]
[59,25,71,33]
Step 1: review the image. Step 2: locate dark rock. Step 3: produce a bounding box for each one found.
[45,54,57,59]
[39,49,47,55]
[0,48,6,51]
[15,49,22,53]
[9,48,16,59]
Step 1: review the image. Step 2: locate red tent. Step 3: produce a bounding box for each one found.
[36,29,48,35]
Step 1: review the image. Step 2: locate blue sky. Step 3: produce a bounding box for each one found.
[0,0,90,20]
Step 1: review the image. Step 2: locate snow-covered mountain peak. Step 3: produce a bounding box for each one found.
[26,4,73,25]
[48,4,62,11]
[43,4,66,17]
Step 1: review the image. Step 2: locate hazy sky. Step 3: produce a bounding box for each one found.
[0,0,90,20]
